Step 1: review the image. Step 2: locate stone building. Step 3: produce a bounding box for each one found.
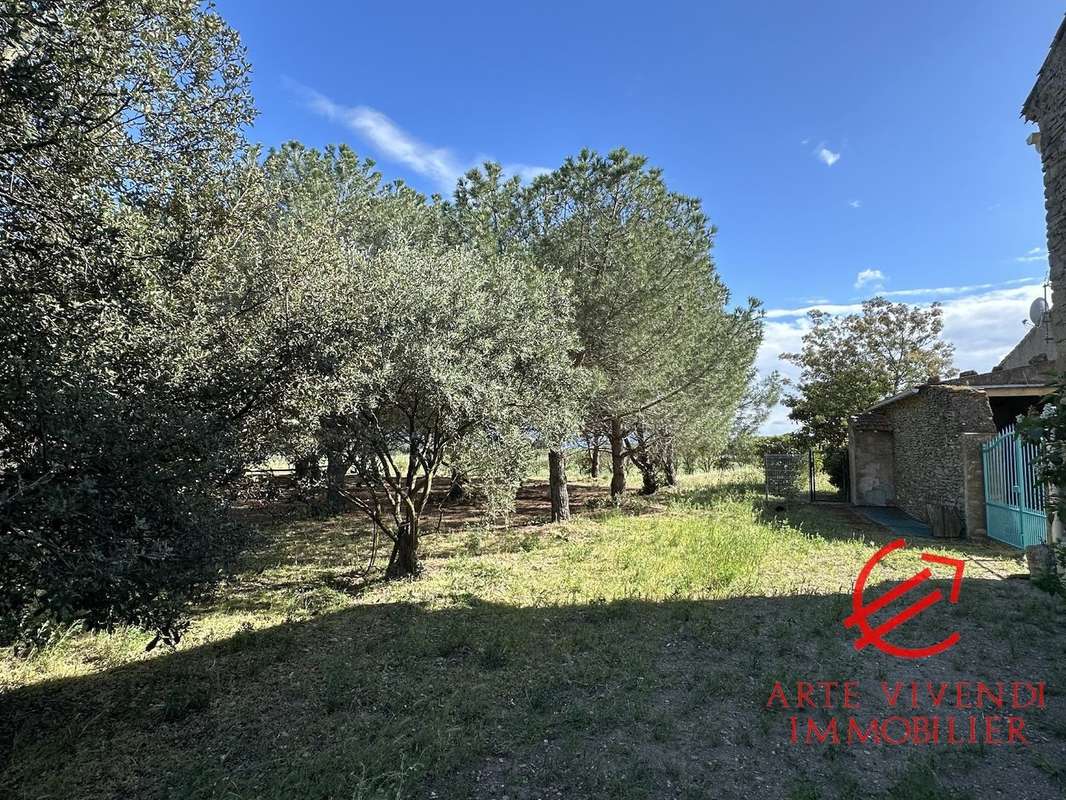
[845,18,1066,541]
[845,19,1066,542]
[847,356,1051,538]
[996,321,1056,371]
[1024,15,1066,373]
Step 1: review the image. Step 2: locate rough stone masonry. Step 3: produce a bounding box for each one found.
[1025,17,1066,373]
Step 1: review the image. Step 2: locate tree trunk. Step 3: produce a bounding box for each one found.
[325,450,349,511]
[589,440,600,478]
[548,448,571,522]
[386,520,420,578]
[639,465,660,495]
[609,418,626,502]
[664,437,677,487]
[447,467,468,503]
[294,454,321,483]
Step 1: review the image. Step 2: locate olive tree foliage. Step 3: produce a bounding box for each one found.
[0,1,310,646]
[333,248,577,577]
[264,147,579,577]
[256,141,436,497]
[444,163,586,520]
[522,150,764,499]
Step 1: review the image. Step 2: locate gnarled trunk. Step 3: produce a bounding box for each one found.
[663,435,677,487]
[609,418,626,502]
[664,455,677,487]
[548,448,571,522]
[639,465,661,495]
[589,444,600,478]
[386,520,420,578]
[325,450,350,511]
[447,467,468,503]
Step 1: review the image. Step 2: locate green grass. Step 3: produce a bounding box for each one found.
[1,469,1063,799]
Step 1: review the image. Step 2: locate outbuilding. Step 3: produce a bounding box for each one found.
[847,349,1052,540]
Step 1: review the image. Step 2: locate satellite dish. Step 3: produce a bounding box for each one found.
[1030,297,1050,326]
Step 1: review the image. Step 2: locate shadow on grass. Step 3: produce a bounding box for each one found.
[2,579,1065,800]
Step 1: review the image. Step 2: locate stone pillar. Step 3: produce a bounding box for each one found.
[959,432,990,541]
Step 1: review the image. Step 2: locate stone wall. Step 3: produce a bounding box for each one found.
[1024,19,1066,373]
[995,324,1056,371]
[848,413,895,506]
[879,385,996,524]
[947,361,1052,387]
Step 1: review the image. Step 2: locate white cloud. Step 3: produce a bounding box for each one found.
[854,268,885,290]
[503,163,552,182]
[939,284,1045,368]
[1015,246,1048,263]
[879,276,1037,298]
[765,302,864,319]
[849,199,862,208]
[816,146,841,166]
[758,281,1047,434]
[292,82,548,192]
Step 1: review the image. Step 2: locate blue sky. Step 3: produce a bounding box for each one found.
[220,0,1064,432]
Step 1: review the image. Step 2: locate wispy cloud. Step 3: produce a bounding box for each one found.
[765,302,864,320]
[290,82,548,192]
[1015,246,1048,263]
[879,276,1038,298]
[816,146,841,167]
[757,281,1047,434]
[849,199,862,208]
[854,268,885,290]
[504,163,552,182]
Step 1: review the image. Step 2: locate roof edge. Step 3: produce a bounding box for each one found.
[1024,14,1066,121]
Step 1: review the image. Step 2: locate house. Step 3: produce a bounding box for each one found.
[1023,14,1066,375]
[847,346,1052,538]
[846,17,1066,545]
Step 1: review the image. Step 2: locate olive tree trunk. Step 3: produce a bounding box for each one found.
[325,450,350,511]
[639,465,661,495]
[663,436,678,487]
[447,467,468,502]
[548,448,571,522]
[609,418,626,501]
[664,455,677,487]
[386,518,420,578]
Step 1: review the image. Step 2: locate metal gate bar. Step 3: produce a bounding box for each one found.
[981,423,1046,549]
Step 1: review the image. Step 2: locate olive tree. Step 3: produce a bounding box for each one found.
[445,163,585,521]
[0,1,311,646]
[307,246,578,577]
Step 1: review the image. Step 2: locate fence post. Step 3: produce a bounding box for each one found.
[1013,429,1026,541]
[960,432,989,540]
[808,450,815,503]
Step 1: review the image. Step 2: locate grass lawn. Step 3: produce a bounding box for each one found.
[2,468,1066,799]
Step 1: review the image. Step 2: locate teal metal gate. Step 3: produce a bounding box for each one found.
[981,423,1047,548]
